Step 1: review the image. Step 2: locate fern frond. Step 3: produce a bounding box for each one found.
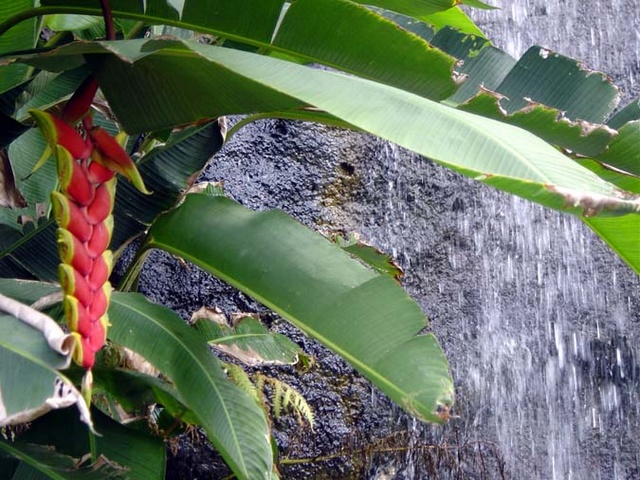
[273,379,284,419]
[259,375,314,430]
[285,386,314,430]
[224,362,259,404]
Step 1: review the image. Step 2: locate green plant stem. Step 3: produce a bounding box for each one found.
[124,21,147,40]
[43,30,69,48]
[116,244,151,292]
[88,428,98,462]
[0,7,59,38]
[278,441,499,466]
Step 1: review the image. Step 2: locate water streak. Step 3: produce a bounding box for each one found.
[349,3,640,475]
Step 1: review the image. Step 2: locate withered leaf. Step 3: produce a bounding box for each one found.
[0,149,27,209]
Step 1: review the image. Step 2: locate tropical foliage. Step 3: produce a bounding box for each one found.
[0,0,638,478]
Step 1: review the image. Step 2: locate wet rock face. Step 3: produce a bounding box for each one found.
[132,2,639,479]
[136,121,416,479]
[133,121,520,479]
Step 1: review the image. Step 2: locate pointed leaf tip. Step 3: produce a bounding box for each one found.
[89,127,152,195]
[29,109,91,159]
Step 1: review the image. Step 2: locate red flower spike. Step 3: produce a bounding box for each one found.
[51,192,93,242]
[56,228,92,277]
[78,336,96,369]
[88,251,112,291]
[88,126,151,194]
[32,98,124,372]
[88,320,107,352]
[87,159,116,184]
[69,332,86,367]
[55,146,94,206]
[29,110,92,159]
[59,264,93,308]
[86,217,113,258]
[88,283,111,320]
[61,76,99,124]
[85,178,116,224]
[63,295,92,337]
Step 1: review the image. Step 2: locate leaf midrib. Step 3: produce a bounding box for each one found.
[146,242,426,413]
[110,295,251,478]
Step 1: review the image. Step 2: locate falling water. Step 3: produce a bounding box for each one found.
[356,150,640,479]
[353,1,640,478]
[465,0,640,101]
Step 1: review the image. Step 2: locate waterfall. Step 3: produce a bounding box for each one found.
[354,2,640,478]
[466,0,639,102]
[354,147,640,479]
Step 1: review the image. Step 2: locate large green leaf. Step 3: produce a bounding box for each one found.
[337,235,404,280]
[418,7,487,36]
[607,97,640,128]
[451,44,623,157]
[34,0,483,26]
[34,0,287,43]
[350,0,491,17]
[2,407,165,480]
[584,215,640,276]
[145,194,454,424]
[447,45,515,103]
[457,92,616,157]
[0,0,37,94]
[13,0,462,101]
[429,25,488,61]
[193,314,303,367]
[107,292,273,480]
[10,39,637,217]
[576,158,640,195]
[43,14,102,32]
[595,121,640,177]
[272,0,457,100]
[492,46,619,123]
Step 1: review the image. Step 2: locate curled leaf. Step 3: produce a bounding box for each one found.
[0,293,75,359]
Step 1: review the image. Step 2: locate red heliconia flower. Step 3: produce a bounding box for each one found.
[30,106,149,371]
